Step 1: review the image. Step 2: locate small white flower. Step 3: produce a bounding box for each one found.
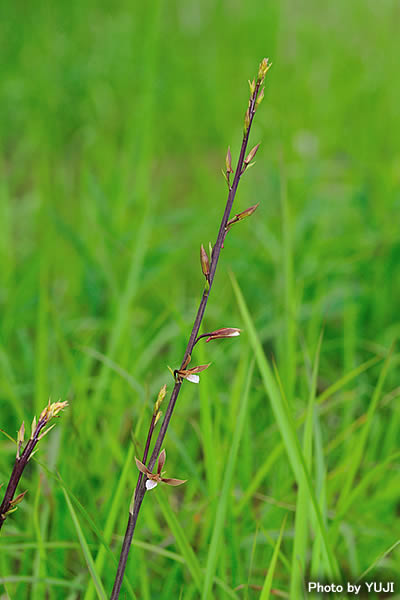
[135,449,187,492]
[174,363,210,385]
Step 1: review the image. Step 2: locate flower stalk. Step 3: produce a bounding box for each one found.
[110,57,271,599]
[0,400,68,531]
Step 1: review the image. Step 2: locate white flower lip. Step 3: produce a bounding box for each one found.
[146,479,158,490]
[185,374,200,384]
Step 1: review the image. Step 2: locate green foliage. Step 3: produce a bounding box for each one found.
[1,0,399,598]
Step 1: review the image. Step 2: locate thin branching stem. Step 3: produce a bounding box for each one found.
[0,401,68,531]
[134,414,156,500]
[0,433,41,531]
[110,59,269,599]
[193,333,211,346]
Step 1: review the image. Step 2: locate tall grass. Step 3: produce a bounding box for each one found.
[1,1,399,598]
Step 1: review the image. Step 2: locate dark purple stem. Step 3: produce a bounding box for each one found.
[134,414,156,499]
[0,419,48,530]
[110,75,263,600]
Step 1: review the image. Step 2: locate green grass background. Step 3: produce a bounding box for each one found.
[1,0,399,598]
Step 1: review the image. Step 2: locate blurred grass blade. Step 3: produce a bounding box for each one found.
[260,525,292,575]
[260,516,287,600]
[234,444,284,516]
[198,340,218,499]
[36,463,119,566]
[310,408,328,580]
[154,486,240,600]
[84,443,136,600]
[279,168,296,406]
[230,272,339,580]
[0,576,84,590]
[62,486,107,600]
[201,361,254,600]
[356,539,400,583]
[316,355,381,406]
[336,345,393,510]
[36,463,136,598]
[89,0,163,413]
[156,488,203,592]
[332,451,400,528]
[290,333,322,599]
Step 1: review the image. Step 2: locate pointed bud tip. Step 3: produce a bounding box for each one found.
[244,143,261,165]
[256,87,265,108]
[244,109,251,134]
[154,383,167,413]
[225,146,233,174]
[257,57,272,83]
[200,244,210,278]
[248,78,256,95]
[226,203,260,228]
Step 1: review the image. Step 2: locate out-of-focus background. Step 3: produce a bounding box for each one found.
[1,1,399,598]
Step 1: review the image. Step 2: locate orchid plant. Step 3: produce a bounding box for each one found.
[0,400,68,531]
[111,57,271,599]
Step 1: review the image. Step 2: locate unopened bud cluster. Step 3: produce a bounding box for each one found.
[39,400,68,425]
[153,384,167,424]
[1,400,68,527]
[257,57,271,84]
[244,57,271,135]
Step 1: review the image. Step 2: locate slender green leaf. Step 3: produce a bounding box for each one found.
[62,487,107,600]
[156,489,203,592]
[290,333,322,598]
[231,272,339,580]
[260,516,287,600]
[201,362,254,599]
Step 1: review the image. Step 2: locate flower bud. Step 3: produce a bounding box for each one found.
[225,146,233,174]
[244,108,251,134]
[257,57,271,84]
[256,86,265,108]
[205,328,241,342]
[244,143,260,166]
[248,78,256,96]
[154,384,167,414]
[227,203,259,228]
[200,244,210,279]
[10,490,27,507]
[17,422,25,458]
[31,416,37,439]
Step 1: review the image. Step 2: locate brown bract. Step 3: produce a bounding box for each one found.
[175,363,211,384]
